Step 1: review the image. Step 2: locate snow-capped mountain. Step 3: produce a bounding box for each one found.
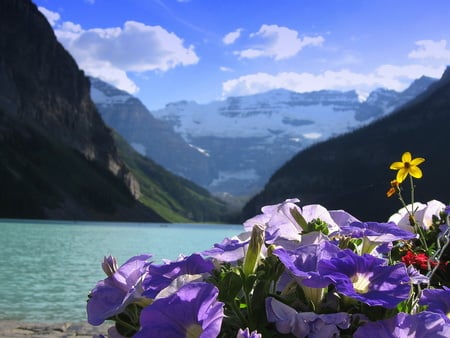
[90,77,215,187]
[91,76,436,197]
[151,76,436,195]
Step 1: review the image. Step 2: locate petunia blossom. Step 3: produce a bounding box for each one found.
[243,198,303,241]
[328,209,360,229]
[273,240,341,283]
[273,241,341,307]
[419,286,450,323]
[135,282,224,338]
[236,328,262,338]
[406,265,429,285]
[243,198,342,242]
[353,311,450,337]
[388,200,446,233]
[87,254,151,326]
[339,221,417,254]
[142,253,214,299]
[266,297,351,338]
[201,231,252,263]
[315,249,410,308]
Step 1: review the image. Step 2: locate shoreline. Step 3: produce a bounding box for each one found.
[0,320,110,337]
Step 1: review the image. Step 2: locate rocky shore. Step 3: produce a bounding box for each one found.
[0,321,110,337]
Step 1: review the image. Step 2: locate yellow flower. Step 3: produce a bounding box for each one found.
[389,152,425,183]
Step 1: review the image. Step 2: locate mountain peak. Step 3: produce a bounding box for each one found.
[89,77,134,106]
[440,65,450,82]
[402,75,438,96]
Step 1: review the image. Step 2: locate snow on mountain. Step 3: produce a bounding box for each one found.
[90,77,215,187]
[91,77,437,198]
[154,89,361,141]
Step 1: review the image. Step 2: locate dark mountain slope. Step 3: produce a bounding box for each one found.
[0,0,228,222]
[0,111,164,221]
[0,0,126,178]
[241,67,450,222]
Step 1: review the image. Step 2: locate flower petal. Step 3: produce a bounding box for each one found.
[402,152,412,162]
[409,166,423,179]
[389,161,404,170]
[410,157,425,166]
[396,168,408,183]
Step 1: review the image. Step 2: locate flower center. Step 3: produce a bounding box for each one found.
[404,162,411,169]
[185,324,203,338]
[351,272,371,294]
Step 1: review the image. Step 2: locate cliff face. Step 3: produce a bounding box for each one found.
[0,0,139,197]
[0,0,230,222]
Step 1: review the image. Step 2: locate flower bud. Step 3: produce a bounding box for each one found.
[101,255,118,277]
[243,224,265,275]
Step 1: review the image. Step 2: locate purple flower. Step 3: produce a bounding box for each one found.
[301,204,342,234]
[135,282,224,338]
[142,253,214,299]
[274,241,341,288]
[354,311,450,338]
[329,209,360,229]
[201,232,251,263]
[445,205,450,215]
[406,265,429,285]
[243,198,303,241]
[266,297,351,338]
[236,328,262,338]
[419,286,450,322]
[87,254,151,326]
[316,249,410,308]
[340,221,417,242]
[339,221,417,254]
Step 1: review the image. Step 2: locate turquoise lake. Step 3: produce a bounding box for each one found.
[0,220,242,322]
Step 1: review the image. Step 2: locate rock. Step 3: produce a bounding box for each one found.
[0,321,110,337]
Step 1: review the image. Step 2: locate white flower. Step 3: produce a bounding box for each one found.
[388,200,445,233]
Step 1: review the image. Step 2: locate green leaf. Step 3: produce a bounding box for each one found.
[290,207,308,231]
[220,271,242,302]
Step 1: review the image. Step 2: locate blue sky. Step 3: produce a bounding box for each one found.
[34,0,450,110]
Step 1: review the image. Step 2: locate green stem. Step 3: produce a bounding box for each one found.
[409,175,415,209]
[230,299,247,327]
[244,288,255,330]
[113,315,140,333]
[397,178,428,251]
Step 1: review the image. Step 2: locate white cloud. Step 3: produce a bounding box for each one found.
[221,65,446,98]
[220,66,233,72]
[38,6,60,26]
[223,28,242,45]
[38,7,199,94]
[234,24,324,61]
[408,40,450,60]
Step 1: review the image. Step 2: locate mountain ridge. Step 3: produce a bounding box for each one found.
[92,76,437,198]
[240,66,450,222]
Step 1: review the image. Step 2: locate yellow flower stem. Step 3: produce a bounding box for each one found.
[395,180,428,252]
[409,176,429,252]
[409,175,416,216]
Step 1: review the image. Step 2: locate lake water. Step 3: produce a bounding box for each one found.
[0,219,242,322]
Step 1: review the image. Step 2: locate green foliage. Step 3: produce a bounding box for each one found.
[112,132,230,223]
